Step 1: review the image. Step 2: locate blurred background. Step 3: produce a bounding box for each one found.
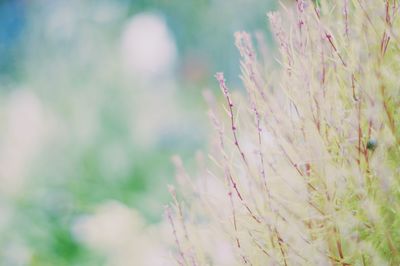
[0,0,277,264]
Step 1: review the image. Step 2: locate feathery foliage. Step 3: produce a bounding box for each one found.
[167,0,400,265]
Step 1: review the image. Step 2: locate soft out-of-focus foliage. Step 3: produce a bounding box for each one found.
[168,0,400,265]
[0,0,276,264]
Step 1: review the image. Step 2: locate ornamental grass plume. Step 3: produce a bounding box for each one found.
[166,0,400,265]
